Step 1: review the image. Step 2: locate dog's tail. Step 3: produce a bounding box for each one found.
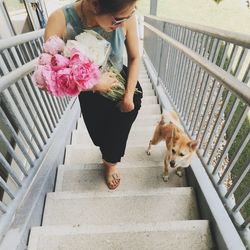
[160,114,165,125]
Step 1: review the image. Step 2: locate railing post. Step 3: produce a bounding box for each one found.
[150,0,158,15]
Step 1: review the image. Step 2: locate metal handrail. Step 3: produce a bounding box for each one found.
[146,15,250,49]
[0,29,44,50]
[0,59,37,92]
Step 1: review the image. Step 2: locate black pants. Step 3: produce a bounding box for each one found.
[78,66,143,163]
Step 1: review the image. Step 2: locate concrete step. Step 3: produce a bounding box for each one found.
[42,188,199,226]
[140,84,152,91]
[142,89,155,96]
[141,95,158,104]
[71,126,156,145]
[139,77,151,83]
[55,164,187,192]
[139,104,161,115]
[64,144,166,165]
[140,79,152,85]
[76,114,160,130]
[29,221,213,250]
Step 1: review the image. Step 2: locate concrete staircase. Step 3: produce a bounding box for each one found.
[28,64,214,250]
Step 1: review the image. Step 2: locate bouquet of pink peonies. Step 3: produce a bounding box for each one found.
[33,35,101,97]
[33,30,141,100]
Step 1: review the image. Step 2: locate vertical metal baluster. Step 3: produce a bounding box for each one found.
[0,153,22,187]
[56,97,64,115]
[168,26,177,97]
[178,30,192,114]
[180,31,197,118]
[4,88,43,152]
[0,177,15,200]
[179,30,195,114]
[1,51,12,72]
[183,33,202,123]
[0,130,28,176]
[40,92,57,128]
[0,107,33,166]
[29,40,39,57]
[168,25,177,95]
[27,74,54,133]
[52,96,62,119]
[19,44,30,63]
[25,41,36,59]
[175,28,188,109]
[23,76,50,138]
[15,45,25,65]
[163,32,171,91]
[171,27,182,104]
[47,94,59,123]
[7,48,19,69]
[232,48,248,79]
[15,81,47,144]
[0,201,8,213]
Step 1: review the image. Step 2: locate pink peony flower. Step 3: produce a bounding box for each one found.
[51,54,70,71]
[43,36,65,55]
[38,53,52,65]
[40,66,63,96]
[33,66,46,89]
[69,48,85,67]
[71,58,100,90]
[56,68,80,96]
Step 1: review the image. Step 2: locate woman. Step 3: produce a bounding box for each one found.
[44,0,143,189]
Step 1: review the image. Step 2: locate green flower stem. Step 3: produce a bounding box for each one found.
[100,61,142,102]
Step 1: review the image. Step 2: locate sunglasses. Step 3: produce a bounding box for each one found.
[111,9,136,26]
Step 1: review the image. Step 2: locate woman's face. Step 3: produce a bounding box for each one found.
[95,3,136,32]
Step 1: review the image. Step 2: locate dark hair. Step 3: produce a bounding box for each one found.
[96,0,138,14]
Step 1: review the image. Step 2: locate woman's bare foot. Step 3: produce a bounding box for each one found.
[103,160,120,190]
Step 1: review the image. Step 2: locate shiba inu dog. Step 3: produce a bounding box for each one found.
[146,111,198,182]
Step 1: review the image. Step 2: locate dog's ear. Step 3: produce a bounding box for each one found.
[187,140,198,151]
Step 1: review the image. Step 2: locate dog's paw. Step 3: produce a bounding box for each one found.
[162,175,169,182]
[146,150,151,156]
[176,170,183,177]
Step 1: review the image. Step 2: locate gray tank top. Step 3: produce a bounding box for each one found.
[62,4,125,72]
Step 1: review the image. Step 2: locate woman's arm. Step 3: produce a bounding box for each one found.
[44,9,66,41]
[121,14,140,112]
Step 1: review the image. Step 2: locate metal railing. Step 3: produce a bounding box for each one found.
[143,15,250,248]
[0,30,79,242]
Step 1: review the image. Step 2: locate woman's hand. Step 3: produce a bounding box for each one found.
[93,72,118,93]
[118,92,134,112]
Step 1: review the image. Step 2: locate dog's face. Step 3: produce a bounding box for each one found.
[165,125,197,169]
